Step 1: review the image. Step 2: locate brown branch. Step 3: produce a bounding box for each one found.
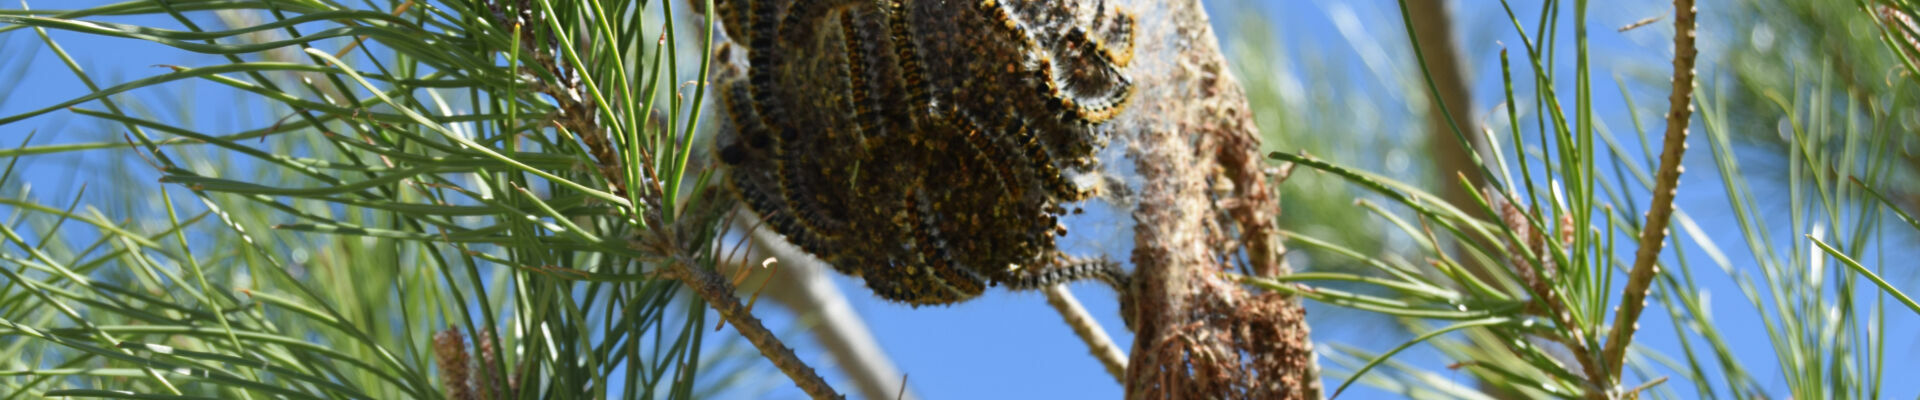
[663,258,843,399]
[493,0,643,205]
[1603,0,1698,384]
[1118,0,1320,397]
[1406,0,1489,220]
[1043,285,1129,382]
[1489,193,1608,397]
[738,222,917,400]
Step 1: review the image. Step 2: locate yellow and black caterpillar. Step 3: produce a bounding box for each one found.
[713,0,1136,305]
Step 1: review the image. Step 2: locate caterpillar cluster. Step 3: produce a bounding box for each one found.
[713,0,1136,305]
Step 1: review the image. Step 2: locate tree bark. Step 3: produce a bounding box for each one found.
[1117,0,1320,397]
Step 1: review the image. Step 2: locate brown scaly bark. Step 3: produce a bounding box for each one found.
[1116,0,1320,397]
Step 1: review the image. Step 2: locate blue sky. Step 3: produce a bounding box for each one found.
[3,0,1917,399]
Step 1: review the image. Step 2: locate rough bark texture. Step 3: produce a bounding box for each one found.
[1117,0,1319,397]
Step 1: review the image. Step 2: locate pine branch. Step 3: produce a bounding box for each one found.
[1119,0,1320,397]
[1043,284,1129,382]
[663,257,843,399]
[1603,0,1698,384]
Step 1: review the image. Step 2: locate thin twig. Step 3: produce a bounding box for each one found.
[1603,0,1697,384]
[1043,284,1128,382]
[1623,376,1671,397]
[1617,15,1662,32]
[665,259,843,399]
[739,221,915,400]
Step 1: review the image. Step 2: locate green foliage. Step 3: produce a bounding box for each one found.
[0,0,752,398]
[1259,0,1920,398]
[5,0,1919,399]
